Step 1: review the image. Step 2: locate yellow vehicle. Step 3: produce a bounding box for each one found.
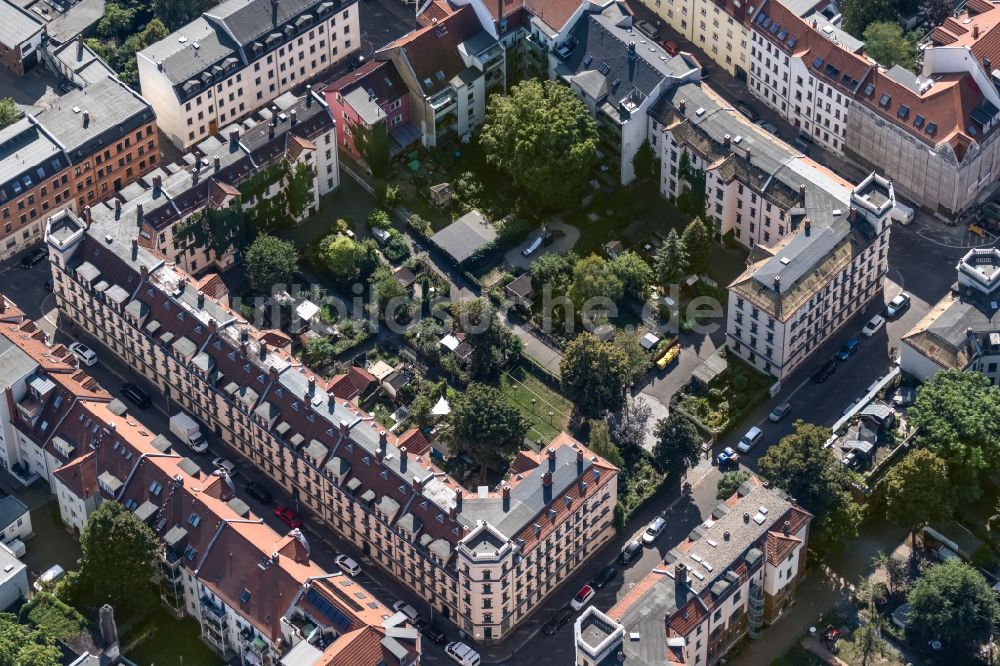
[657,343,681,369]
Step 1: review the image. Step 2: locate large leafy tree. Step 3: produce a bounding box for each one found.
[531,253,575,293]
[882,449,955,550]
[612,330,651,386]
[449,384,528,476]
[717,470,750,499]
[609,252,654,301]
[244,233,298,293]
[560,333,630,417]
[454,298,522,381]
[568,254,623,310]
[153,0,218,29]
[863,22,918,70]
[0,615,62,666]
[842,0,896,37]
[588,419,625,469]
[651,412,703,477]
[479,79,599,208]
[906,559,1000,650]
[759,421,863,552]
[0,98,17,130]
[680,217,710,274]
[654,229,688,286]
[920,0,952,29]
[608,397,652,451]
[319,234,368,278]
[78,501,158,614]
[908,369,1000,502]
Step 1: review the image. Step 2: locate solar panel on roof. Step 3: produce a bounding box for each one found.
[305,588,352,631]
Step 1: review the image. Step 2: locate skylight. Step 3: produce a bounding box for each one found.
[879,94,891,108]
[897,104,909,119]
[914,114,925,128]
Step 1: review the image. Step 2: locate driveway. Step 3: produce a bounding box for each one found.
[504,220,580,270]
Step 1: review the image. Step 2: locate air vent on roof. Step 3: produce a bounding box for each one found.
[629,632,641,641]
[733,135,743,144]
[72,106,80,114]
[696,107,705,116]
[178,36,188,43]
[780,257,790,265]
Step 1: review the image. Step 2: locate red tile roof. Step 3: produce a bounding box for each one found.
[930,0,1000,71]
[327,366,376,400]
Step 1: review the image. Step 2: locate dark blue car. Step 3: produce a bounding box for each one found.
[837,338,859,360]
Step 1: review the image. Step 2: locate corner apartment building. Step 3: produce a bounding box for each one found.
[0,294,420,665]
[0,76,157,261]
[652,80,892,379]
[901,247,1000,382]
[574,478,812,666]
[45,207,620,645]
[137,0,360,150]
[747,0,870,156]
[551,0,701,184]
[87,89,337,276]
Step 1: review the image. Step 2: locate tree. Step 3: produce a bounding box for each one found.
[97,2,136,37]
[0,98,18,130]
[920,0,952,30]
[863,22,918,70]
[379,184,401,210]
[608,397,652,451]
[842,0,896,37]
[870,551,908,597]
[370,266,410,322]
[906,559,1000,650]
[631,139,658,180]
[908,369,1000,502]
[153,0,217,29]
[303,336,337,367]
[13,642,62,666]
[568,254,623,310]
[0,613,61,666]
[882,449,955,552]
[78,501,158,614]
[717,470,750,499]
[368,209,391,230]
[19,593,86,642]
[651,412,703,477]
[609,252,654,301]
[759,421,863,551]
[319,234,367,278]
[561,333,630,417]
[680,218,711,274]
[653,229,688,286]
[479,79,599,208]
[612,330,651,386]
[454,298,522,381]
[243,233,297,293]
[588,419,625,469]
[448,384,528,477]
[531,253,575,292]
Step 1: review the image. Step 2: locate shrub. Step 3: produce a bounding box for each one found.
[368,209,391,229]
[383,230,411,263]
[707,388,724,402]
[732,374,749,391]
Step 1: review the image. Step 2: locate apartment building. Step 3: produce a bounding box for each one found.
[85,89,337,276]
[574,477,812,666]
[0,77,157,261]
[376,2,505,148]
[747,0,869,156]
[652,81,892,378]
[0,0,43,75]
[640,0,755,78]
[551,0,701,184]
[45,207,620,645]
[137,0,360,150]
[901,247,1000,382]
[0,294,420,665]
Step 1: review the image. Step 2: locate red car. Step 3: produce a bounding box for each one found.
[570,584,595,611]
[274,506,303,529]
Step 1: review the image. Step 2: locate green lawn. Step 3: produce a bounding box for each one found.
[126,610,222,666]
[500,366,573,446]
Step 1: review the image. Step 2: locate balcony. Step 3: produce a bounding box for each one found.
[200,596,228,630]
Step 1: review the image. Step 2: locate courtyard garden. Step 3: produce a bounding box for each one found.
[499,364,573,447]
[673,349,772,436]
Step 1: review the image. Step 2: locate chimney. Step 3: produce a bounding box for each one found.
[82,110,89,128]
[115,198,121,217]
[197,290,205,307]
[745,147,752,160]
[577,447,584,474]
[99,604,119,650]
[986,57,992,72]
[268,124,275,140]
[152,174,162,194]
[502,485,511,502]
[131,237,138,254]
[379,430,388,453]
[268,365,278,381]
[76,34,84,57]
[308,375,316,394]
[290,110,297,126]
[0,298,5,313]
[140,265,148,281]
[271,0,279,26]
[401,447,410,474]
[723,133,731,148]
[804,218,811,236]
[547,447,557,470]
[455,488,463,513]
[83,205,92,223]
[229,129,240,146]
[848,206,858,223]
[628,41,637,61]
[306,85,313,107]
[208,318,217,334]
[676,563,689,585]
[782,520,790,536]
[678,99,686,114]
[542,471,553,487]
[240,341,248,357]
[260,341,268,358]
[195,155,202,171]
[799,183,806,203]
[339,419,349,435]
[723,530,731,541]
[975,24,981,39]
[136,202,143,221]
[743,511,750,523]
[213,155,220,170]
[773,275,781,293]
[241,327,250,343]
[812,18,817,28]
[375,448,384,463]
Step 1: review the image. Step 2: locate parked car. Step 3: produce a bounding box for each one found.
[522,234,544,257]
[717,446,739,467]
[886,292,911,318]
[756,120,779,135]
[570,584,596,611]
[813,357,838,383]
[542,607,574,636]
[737,426,763,453]
[619,539,642,565]
[768,402,792,422]
[642,516,666,545]
[244,481,273,504]
[634,19,659,40]
[392,601,421,624]
[422,622,447,645]
[347,54,366,72]
[735,101,759,122]
[445,642,481,666]
[274,506,303,529]
[837,338,860,360]
[334,554,362,576]
[120,382,151,408]
[33,565,65,591]
[212,457,237,476]
[19,247,46,269]
[657,343,681,369]
[861,314,885,337]
[792,136,812,155]
[593,564,617,589]
[68,342,97,366]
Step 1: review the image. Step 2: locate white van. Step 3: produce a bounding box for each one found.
[890,201,914,225]
[445,642,481,666]
[34,564,65,591]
